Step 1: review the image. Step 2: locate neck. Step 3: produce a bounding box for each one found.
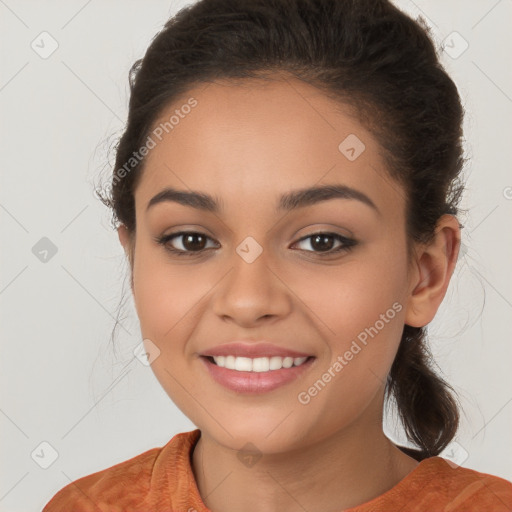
[191,389,419,512]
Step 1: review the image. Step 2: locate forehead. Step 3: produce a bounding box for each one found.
[134,77,404,220]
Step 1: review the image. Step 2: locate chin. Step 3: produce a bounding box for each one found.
[202,416,315,456]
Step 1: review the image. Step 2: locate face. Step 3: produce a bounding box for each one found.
[119,76,421,454]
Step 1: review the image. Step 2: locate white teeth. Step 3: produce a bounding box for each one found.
[269,356,283,370]
[225,355,236,370]
[252,357,270,372]
[234,357,252,371]
[282,357,294,368]
[211,355,309,372]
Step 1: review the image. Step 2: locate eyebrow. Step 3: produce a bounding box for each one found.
[146,184,380,215]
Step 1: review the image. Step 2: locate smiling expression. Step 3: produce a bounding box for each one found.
[118,75,421,453]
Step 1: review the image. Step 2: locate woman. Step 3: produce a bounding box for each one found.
[43,0,512,510]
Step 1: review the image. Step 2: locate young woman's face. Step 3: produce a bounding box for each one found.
[122,77,420,453]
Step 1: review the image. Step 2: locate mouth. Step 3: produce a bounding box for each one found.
[199,355,316,394]
[204,354,313,372]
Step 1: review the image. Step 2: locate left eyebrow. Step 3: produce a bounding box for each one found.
[277,184,380,215]
[146,183,380,216]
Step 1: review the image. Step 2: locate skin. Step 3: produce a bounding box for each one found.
[117,75,460,511]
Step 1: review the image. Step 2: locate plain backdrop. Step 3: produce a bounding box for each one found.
[0,1,511,510]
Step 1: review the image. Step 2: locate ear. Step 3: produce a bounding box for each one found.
[117,223,135,288]
[404,214,461,328]
[117,223,131,253]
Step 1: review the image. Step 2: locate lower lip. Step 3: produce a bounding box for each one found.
[200,356,315,394]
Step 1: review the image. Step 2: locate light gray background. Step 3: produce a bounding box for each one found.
[1,1,511,510]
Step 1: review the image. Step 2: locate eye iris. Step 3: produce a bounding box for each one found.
[183,233,206,251]
[311,234,334,252]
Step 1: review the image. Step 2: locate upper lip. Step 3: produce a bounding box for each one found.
[199,342,313,358]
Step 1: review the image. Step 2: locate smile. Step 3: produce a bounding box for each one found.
[211,355,309,372]
[200,355,316,394]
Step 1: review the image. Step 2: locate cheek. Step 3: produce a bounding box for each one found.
[289,255,407,347]
[131,245,208,414]
[288,251,407,401]
[132,244,201,342]
[292,276,406,438]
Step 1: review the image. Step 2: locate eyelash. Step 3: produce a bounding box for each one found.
[155,231,357,257]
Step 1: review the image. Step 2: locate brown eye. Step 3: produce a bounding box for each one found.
[178,233,208,251]
[156,231,217,255]
[155,230,357,258]
[292,232,357,255]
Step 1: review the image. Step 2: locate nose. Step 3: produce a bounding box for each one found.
[211,250,293,328]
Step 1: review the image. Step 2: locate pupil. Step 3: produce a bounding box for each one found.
[184,234,205,251]
[180,234,336,252]
[312,234,333,252]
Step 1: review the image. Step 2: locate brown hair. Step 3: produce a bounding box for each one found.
[97,0,466,460]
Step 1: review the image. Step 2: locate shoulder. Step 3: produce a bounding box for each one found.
[41,446,160,511]
[356,456,512,512]
[41,430,199,512]
[410,457,512,511]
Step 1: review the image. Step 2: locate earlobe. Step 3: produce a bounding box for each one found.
[117,224,135,291]
[117,223,135,268]
[117,223,130,251]
[404,253,437,328]
[404,215,461,328]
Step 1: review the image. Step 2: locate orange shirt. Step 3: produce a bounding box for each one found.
[42,429,512,511]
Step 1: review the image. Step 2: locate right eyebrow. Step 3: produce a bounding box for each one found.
[146,187,221,213]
